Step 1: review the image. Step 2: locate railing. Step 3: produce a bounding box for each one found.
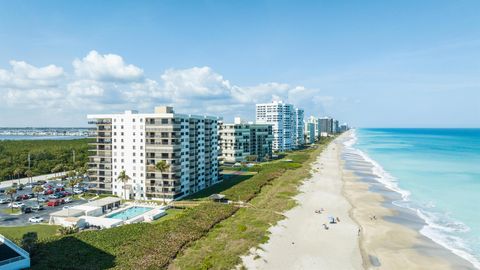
[0,234,30,261]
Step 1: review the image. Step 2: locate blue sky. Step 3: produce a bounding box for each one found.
[0,0,479,127]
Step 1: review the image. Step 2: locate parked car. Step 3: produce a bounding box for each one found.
[47,200,60,207]
[22,207,32,214]
[0,198,9,204]
[18,194,30,200]
[62,191,72,196]
[36,180,46,185]
[55,187,65,192]
[64,197,73,203]
[55,192,66,198]
[73,188,84,194]
[32,204,44,211]
[28,216,44,223]
[8,202,25,208]
[0,189,5,194]
[38,197,47,203]
[25,184,33,189]
[44,189,54,195]
[56,183,64,187]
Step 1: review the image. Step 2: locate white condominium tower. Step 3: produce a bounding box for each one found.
[255,101,304,151]
[87,106,220,201]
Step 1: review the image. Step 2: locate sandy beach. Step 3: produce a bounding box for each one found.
[242,132,475,270]
[242,135,363,270]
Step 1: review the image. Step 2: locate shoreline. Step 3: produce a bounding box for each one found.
[242,134,363,269]
[342,131,476,270]
[242,132,476,270]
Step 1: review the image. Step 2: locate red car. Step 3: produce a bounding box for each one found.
[47,200,60,207]
[18,194,30,200]
[44,189,54,195]
[55,187,65,192]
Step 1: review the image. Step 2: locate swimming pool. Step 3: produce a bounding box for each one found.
[106,206,153,220]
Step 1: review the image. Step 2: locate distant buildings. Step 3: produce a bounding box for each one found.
[255,101,304,152]
[86,102,348,202]
[87,106,221,201]
[218,117,273,163]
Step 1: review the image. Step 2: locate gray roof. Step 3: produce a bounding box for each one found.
[50,208,85,217]
[84,197,121,207]
[209,194,226,200]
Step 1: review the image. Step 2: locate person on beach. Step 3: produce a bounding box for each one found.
[358,228,361,236]
[336,217,340,223]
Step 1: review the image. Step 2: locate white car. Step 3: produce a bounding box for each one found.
[24,184,33,189]
[56,183,64,187]
[28,216,44,223]
[0,198,9,204]
[64,197,73,203]
[73,188,83,194]
[8,202,25,208]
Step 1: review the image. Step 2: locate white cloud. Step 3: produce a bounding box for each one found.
[161,66,233,100]
[0,60,64,89]
[0,51,331,125]
[73,50,144,82]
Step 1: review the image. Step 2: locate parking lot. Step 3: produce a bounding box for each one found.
[0,178,92,226]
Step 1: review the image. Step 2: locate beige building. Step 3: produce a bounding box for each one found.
[219,117,273,163]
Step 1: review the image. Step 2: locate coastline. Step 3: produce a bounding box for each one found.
[242,131,476,270]
[242,133,363,269]
[342,130,476,270]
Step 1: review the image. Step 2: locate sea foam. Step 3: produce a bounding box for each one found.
[343,130,480,269]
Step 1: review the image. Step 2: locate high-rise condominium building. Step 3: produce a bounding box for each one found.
[87,106,220,201]
[319,117,334,135]
[305,121,315,144]
[219,117,273,163]
[255,101,304,151]
[294,108,305,147]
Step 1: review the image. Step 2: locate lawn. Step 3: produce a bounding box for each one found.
[0,224,60,243]
[151,208,185,224]
[182,173,254,201]
[1,208,21,214]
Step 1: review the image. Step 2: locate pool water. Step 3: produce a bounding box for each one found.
[106,206,153,220]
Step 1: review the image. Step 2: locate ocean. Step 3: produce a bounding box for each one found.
[351,128,480,268]
[0,135,85,141]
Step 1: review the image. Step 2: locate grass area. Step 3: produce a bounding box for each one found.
[1,208,21,214]
[183,174,254,201]
[0,224,60,243]
[170,140,332,269]
[151,208,185,224]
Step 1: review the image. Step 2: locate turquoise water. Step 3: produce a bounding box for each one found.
[107,206,153,220]
[353,129,480,268]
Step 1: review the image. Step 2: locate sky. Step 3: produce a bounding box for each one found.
[0,0,479,128]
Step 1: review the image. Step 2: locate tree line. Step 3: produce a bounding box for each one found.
[0,139,90,182]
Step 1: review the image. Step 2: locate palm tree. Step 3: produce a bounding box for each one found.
[32,185,44,204]
[13,167,24,184]
[117,170,131,200]
[67,177,77,195]
[51,164,64,178]
[154,160,170,204]
[6,188,17,212]
[25,169,33,184]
